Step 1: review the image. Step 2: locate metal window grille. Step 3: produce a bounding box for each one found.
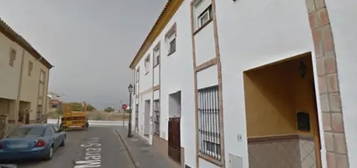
[154,46,160,67]
[135,104,139,131]
[153,100,160,136]
[198,5,212,28]
[145,56,150,73]
[168,38,176,55]
[198,86,221,160]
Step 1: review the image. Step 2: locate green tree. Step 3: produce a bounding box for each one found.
[104,107,115,113]
[87,104,96,111]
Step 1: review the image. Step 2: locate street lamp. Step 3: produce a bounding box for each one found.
[127,84,134,137]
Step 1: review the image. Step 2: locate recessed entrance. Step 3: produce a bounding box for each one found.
[19,101,31,124]
[0,98,11,138]
[168,91,181,163]
[243,53,321,168]
[144,100,151,137]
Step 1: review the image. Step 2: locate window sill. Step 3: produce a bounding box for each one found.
[167,51,176,56]
[193,19,213,36]
[198,153,223,167]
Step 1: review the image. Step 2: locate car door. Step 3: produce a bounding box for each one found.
[51,126,61,148]
[45,127,57,148]
[51,126,62,148]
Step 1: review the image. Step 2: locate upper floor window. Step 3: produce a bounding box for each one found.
[9,48,16,67]
[198,5,212,28]
[136,67,140,83]
[153,43,160,67]
[28,61,34,76]
[39,70,46,83]
[144,55,150,74]
[193,0,213,31]
[168,38,176,55]
[166,24,177,56]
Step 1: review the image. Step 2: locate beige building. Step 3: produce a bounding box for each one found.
[0,19,52,137]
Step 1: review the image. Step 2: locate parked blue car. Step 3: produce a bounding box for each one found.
[0,124,66,161]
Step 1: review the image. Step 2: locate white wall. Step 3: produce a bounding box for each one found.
[132,40,155,143]
[195,24,216,65]
[325,0,357,166]
[215,0,317,167]
[160,3,197,167]
[199,158,218,168]
[132,1,197,167]
[153,66,160,86]
[131,0,327,167]
[153,90,160,100]
[197,65,218,89]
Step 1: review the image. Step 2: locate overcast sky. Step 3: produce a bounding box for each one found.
[0,0,166,110]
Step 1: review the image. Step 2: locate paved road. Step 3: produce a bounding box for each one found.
[9,126,134,168]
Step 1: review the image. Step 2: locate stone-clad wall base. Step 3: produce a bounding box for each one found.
[248,135,316,168]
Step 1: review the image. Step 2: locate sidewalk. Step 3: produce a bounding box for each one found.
[115,127,180,168]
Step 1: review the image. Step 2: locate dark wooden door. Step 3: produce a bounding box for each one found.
[168,117,181,163]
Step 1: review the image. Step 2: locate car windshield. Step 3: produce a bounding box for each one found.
[7,127,46,138]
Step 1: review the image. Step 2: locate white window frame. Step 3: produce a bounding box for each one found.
[198,6,212,28]
[198,86,222,160]
[153,44,160,67]
[167,34,176,56]
[165,24,177,56]
[144,55,150,74]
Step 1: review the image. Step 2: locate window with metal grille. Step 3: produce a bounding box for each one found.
[166,24,176,56]
[168,38,176,55]
[153,44,160,67]
[197,5,212,29]
[153,100,160,136]
[144,55,150,74]
[198,86,221,160]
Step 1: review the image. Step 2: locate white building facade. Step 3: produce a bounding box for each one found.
[129,0,356,168]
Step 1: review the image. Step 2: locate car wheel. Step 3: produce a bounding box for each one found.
[45,146,54,160]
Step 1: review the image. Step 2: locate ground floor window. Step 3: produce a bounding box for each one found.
[198,86,221,160]
[135,104,139,132]
[153,100,160,136]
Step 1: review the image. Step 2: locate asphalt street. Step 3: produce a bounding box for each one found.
[5,126,134,168]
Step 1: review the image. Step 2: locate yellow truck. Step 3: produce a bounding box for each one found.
[60,103,89,130]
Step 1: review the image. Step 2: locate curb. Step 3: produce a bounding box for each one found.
[114,129,139,168]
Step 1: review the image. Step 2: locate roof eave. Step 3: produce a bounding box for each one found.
[129,0,184,69]
[0,18,53,69]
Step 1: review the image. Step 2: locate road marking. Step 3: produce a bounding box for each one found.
[74,137,102,168]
